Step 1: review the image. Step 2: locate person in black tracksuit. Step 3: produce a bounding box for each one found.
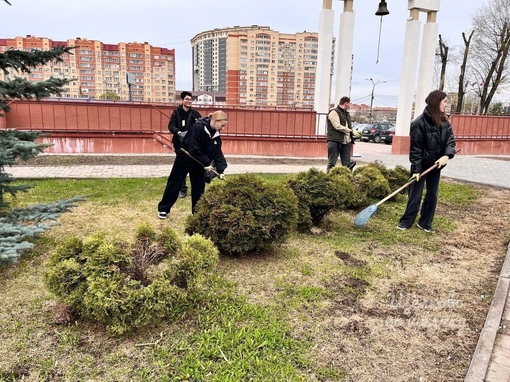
[397,90,456,233]
[157,110,228,218]
[168,91,201,198]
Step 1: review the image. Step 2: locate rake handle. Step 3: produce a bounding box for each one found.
[180,148,222,177]
[375,163,439,207]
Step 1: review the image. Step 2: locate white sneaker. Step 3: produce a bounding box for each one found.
[158,211,167,219]
[417,223,435,233]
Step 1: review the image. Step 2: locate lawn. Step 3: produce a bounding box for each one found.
[1,175,509,381]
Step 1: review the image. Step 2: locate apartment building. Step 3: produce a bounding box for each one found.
[191,25,333,108]
[0,35,176,103]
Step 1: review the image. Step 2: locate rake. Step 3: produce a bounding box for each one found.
[354,163,439,227]
[180,148,222,178]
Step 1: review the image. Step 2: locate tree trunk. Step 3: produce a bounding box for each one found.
[456,31,474,114]
[437,34,448,91]
[469,0,510,115]
[479,22,510,113]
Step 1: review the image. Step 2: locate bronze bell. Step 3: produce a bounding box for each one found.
[375,0,390,16]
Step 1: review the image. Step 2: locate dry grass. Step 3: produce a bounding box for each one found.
[1,177,510,381]
[214,183,510,381]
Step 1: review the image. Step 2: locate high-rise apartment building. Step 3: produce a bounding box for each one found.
[191,25,333,108]
[0,35,176,103]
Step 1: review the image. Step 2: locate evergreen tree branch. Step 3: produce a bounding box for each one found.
[0,77,73,114]
[0,40,79,262]
[0,46,74,75]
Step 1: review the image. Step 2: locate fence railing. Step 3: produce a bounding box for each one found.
[3,99,510,155]
[4,99,322,139]
[450,114,510,139]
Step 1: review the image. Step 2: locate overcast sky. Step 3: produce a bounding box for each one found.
[2,0,482,107]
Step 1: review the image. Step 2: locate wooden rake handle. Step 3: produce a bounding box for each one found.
[375,163,439,207]
[375,148,459,207]
[180,148,222,177]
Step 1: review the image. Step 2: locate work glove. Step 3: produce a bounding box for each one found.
[219,174,225,181]
[177,131,187,140]
[204,165,214,172]
[435,155,449,169]
[410,173,420,182]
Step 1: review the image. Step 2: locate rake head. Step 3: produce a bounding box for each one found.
[354,204,378,227]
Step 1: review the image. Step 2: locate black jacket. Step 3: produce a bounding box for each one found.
[168,105,201,151]
[179,117,227,174]
[409,108,456,174]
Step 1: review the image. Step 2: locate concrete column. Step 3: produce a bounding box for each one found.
[392,9,421,155]
[335,0,355,102]
[414,11,439,114]
[315,0,335,134]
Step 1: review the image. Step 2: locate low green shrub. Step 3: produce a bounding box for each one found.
[185,174,298,256]
[44,223,218,334]
[327,166,363,209]
[362,161,410,191]
[352,166,391,200]
[288,168,348,231]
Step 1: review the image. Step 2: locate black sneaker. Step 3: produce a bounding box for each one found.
[158,211,167,219]
[417,223,435,233]
[179,191,187,198]
[396,224,407,231]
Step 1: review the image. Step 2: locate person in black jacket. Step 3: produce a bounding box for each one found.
[397,90,456,233]
[168,91,201,198]
[157,110,228,218]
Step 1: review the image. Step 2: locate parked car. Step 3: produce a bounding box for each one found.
[380,125,395,144]
[360,122,395,143]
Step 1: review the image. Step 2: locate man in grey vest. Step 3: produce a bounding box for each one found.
[326,96,356,173]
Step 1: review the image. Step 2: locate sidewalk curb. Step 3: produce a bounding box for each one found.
[465,244,510,381]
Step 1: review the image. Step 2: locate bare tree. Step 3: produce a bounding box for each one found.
[469,0,510,114]
[456,31,475,114]
[437,34,449,91]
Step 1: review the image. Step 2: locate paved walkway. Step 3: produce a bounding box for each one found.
[8,142,510,381]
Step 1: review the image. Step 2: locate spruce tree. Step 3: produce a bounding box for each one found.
[1,17,83,262]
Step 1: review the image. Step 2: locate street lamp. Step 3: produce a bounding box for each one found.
[365,78,386,121]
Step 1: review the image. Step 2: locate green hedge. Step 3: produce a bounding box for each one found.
[44,223,218,334]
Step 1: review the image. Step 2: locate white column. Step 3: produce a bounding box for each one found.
[414,12,439,114]
[335,0,355,102]
[394,14,421,137]
[315,0,334,134]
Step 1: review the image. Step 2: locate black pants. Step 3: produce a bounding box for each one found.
[158,156,206,214]
[326,141,352,173]
[180,178,188,194]
[399,168,441,230]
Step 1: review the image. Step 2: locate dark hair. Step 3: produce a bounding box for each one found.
[180,91,192,100]
[339,96,350,105]
[425,90,448,126]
